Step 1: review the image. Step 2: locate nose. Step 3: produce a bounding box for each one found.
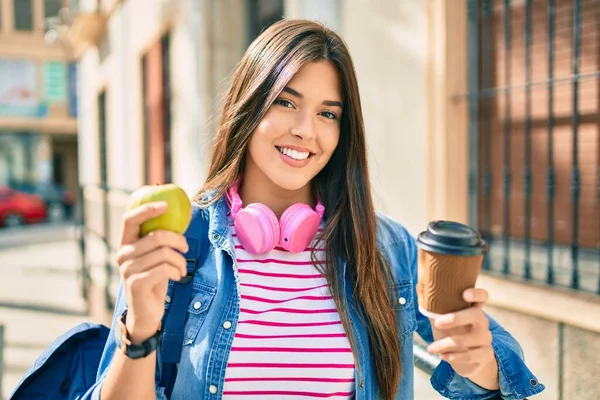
[290,112,316,140]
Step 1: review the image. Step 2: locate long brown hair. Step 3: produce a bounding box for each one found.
[194,19,401,399]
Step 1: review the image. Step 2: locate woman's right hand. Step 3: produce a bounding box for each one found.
[115,202,189,344]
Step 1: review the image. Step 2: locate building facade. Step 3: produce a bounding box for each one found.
[72,1,599,398]
[0,0,78,197]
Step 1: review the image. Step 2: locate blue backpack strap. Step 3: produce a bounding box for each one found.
[157,204,209,399]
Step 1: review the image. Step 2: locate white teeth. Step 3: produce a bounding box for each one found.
[277,146,310,160]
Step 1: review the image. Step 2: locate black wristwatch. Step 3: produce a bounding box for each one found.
[115,308,162,359]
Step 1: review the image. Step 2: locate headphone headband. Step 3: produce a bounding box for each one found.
[226,178,325,219]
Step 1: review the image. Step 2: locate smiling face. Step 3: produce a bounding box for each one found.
[244,61,343,194]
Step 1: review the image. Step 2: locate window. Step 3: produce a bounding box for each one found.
[467,0,600,293]
[142,33,172,185]
[247,0,283,43]
[14,0,34,31]
[161,34,172,184]
[141,54,149,184]
[44,0,63,20]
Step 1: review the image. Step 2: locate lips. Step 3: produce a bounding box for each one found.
[275,146,314,168]
[275,146,313,161]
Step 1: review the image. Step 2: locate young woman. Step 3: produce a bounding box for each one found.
[87,19,544,400]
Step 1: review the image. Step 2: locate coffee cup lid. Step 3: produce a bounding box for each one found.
[416,221,487,256]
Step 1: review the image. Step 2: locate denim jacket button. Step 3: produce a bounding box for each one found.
[212,233,220,240]
[209,385,218,394]
[398,297,407,306]
[223,321,232,329]
[165,295,171,303]
[529,378,538,386]
[359,380,365,389]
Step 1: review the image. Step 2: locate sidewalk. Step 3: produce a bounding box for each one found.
[0,227,88,399]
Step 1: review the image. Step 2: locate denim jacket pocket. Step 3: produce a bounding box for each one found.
[392,280,417,337]
[163,282,217,346]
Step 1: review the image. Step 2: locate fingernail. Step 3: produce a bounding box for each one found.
[154,202,167,210]
[465,290,474,301]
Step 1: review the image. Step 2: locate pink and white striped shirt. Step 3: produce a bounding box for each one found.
[222,221,356,399]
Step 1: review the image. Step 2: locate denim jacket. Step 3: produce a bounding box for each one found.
[84,194,545,399]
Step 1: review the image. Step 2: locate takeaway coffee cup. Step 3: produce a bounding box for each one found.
[416,221,488,319]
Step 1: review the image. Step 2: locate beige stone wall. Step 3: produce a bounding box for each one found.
[339,0,430,236]
[208,0,247,117]
[563,326,600,399]
[486,305,600,400]
[485,306,560,398]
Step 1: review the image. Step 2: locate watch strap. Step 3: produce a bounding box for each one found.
[117,308,162,359]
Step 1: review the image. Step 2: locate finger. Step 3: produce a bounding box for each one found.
[120,202,168,245]
[434,307,486,331]
[463,288,489,306]
[120,247,187,279]
[427,335,468,354]
[439,346,495,365]
[116,230,189,265]
[427,330,491,354]
[127,263,184,293]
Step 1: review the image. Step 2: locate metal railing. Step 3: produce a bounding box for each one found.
[466,0,600,294]
[77,183,133,311]
[413,342,441,376]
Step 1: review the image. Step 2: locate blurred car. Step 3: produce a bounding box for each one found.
[0,186,48,228]
[9,182,75,222]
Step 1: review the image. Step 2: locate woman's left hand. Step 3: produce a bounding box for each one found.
[426,288,498,382]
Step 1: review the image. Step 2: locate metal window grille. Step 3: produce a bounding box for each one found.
[467,0,600,294]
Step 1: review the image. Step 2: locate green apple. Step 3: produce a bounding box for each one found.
[129,183,192,237]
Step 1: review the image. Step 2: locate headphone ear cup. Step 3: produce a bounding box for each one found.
[279,204,321,252]
[234,203,280,254]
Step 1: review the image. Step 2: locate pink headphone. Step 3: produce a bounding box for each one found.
[225,180,325,254]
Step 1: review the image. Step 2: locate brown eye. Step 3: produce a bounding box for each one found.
[274,99,294,108]
[320,111,338,120]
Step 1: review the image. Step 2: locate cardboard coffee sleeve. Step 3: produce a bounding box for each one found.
[416,221,487,318]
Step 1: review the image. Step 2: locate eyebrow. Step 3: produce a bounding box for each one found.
[282,86,343,109]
